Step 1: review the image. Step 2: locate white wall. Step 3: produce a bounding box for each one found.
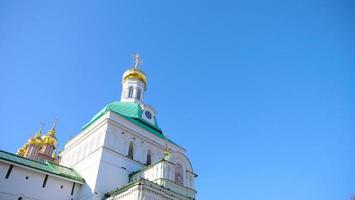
[60,107,194,200]
[121,79,146,104]
[0,162,81,200]
[107,184,187,200]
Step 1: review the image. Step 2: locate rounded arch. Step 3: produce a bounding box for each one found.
[169,151,193,172]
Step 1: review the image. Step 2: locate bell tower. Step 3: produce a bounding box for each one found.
[120,53,147,105]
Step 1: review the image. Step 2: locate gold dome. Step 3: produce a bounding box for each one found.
[28,132,43,147]
[17,145,28,156]
[43,135,57,146]
[43,120,58,146]
[43,129,57,146]
[122,68,147,86]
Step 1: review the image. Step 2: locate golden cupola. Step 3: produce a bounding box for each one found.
[28,129,44,147]
[43,121,57,146]
[122,68,147,86]
[17,143,28,156]
[16,126,43,157]
[122,53,147,87]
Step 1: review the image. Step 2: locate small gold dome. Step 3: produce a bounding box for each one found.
[43,129,57,146]
[122,68,147,86]
[43,136,57,146]
[28,132,43,147]
[17,145,27,156]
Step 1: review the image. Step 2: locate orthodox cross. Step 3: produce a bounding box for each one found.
[32,122,45,137]
[133,53,142,69]
[38,122,45,134]
[51,118,59,130]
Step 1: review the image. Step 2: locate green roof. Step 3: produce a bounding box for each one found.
[82,102,160,130]
[0,150,85,184]
[81,102,179,145]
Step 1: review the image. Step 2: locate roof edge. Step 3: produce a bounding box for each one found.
[0,150,85,184]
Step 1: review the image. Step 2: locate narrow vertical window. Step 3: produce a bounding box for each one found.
[46,146,50,155]
[42,175,48,188]
[128,87,134,98]
[71,182,76,195]
[136,88,141,100]
[146,150,151,165]
[175,163,184,186]
[5,165,14,179]
[127,141,134,159]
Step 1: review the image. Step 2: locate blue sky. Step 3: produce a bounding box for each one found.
[0,1,354,199]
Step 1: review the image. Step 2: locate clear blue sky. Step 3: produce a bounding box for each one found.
[0,1,354,199]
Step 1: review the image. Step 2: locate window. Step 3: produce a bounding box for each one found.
[5,165,13,179]
[18,197,23,200]
[28,146,34,157]
[175,163,184,186]
[146,150,152,165]
[45,145,51,155]
[42,175,48,188]
[128,87,134,98]
[145,111,152,119]
[128,142,134,159]
[136,88,141,100]
[71,183,75,196]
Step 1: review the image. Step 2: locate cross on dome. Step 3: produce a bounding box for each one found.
[133,53,142,69]
[50,118,58,131]
[39,122,45,133]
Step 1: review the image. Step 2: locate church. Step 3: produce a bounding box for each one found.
[0,54,197,200]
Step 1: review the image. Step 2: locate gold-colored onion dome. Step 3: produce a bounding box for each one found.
[122,68,147,86]
[17,145,27,156]
[28,132,43,147]
[43,129,57,146]
[123,53,147,86]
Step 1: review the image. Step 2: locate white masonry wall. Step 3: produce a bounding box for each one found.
[0,161,81,200]
[59,113,108,200]
[60,109,190,200]
[121,79,146,105]
[108,184,188,200]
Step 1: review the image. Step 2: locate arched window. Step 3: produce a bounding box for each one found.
[128,87,134,98]
[127,142,134,159]
[136,88,141,100]
[146,150,152,165]
[175,163,184,185]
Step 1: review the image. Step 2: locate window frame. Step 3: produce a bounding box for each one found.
[128,87,134,98]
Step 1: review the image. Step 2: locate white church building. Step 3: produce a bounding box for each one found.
[0,54,197,200]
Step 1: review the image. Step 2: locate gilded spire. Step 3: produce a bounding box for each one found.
[43,119,58,146]
[36,122,44,136]
[48,118,58,137]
